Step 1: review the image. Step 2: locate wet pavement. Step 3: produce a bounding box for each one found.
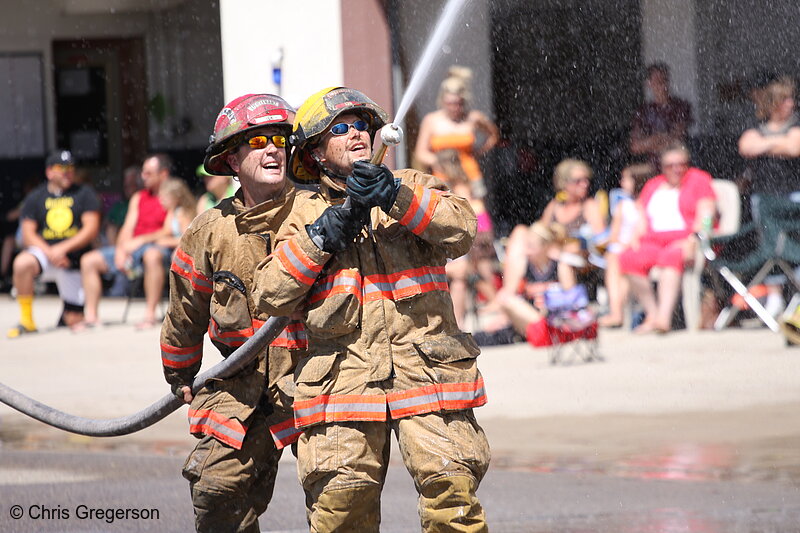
[1,296,799,531]
[0,437,798,533]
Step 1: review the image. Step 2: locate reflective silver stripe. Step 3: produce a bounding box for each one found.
[388,392,440,411]
[172,254,191,273]
[173,255,212,291]
[310,274,361,298]
[188,414,245,442]
[363,271,447,297]
[294,400,385,419]
[192,275,212,291]
[281,243,319,283]
[161,347,201,363]
[272,425,302,443]
[388,385,486,412]
[406,187,433,231]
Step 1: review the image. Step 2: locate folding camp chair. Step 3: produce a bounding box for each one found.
[706,194,800,331]
[543,284,601,365]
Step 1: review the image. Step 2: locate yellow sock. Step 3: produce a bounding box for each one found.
[18,295,36,331]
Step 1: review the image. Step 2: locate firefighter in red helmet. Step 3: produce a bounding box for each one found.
[160,94,308,532]
[252,87,490,532]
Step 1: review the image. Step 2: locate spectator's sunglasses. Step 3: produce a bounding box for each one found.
[329,120,369,136]
[247,134,286,149]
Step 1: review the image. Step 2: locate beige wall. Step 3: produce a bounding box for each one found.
[219,0,344,109]
[341,0,395,167]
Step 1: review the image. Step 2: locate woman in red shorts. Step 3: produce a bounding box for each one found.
[620,143,716,333]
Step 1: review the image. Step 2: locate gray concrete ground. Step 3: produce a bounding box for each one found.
[1,295,800,531]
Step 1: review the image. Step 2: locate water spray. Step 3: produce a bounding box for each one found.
[370,0,469,163]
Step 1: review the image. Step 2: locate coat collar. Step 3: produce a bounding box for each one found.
[233,182,296,233]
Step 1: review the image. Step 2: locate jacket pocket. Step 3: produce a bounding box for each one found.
[413,332,480,364]
[295,352,339,384]
[304,268,361,338]
[209,271,254,347]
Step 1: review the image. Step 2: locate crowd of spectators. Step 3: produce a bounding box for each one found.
[5,151,233,337]
[6,63,800,345]
[412,64,800,349]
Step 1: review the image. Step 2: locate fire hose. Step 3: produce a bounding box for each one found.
[0,0,467,437]
[0,128,401,438]
[0,316,289,437]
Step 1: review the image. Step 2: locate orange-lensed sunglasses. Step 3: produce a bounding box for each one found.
[247,135,286,149]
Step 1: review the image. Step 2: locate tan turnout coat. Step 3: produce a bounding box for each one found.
[160,186,307,450]
[252,169,487,429]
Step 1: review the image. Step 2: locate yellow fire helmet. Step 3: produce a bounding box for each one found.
[289,87,389,183]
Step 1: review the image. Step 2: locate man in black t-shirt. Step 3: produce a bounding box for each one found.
[7,150,101,338]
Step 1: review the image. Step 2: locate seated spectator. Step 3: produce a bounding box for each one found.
[630,62,692,166]
[156,178,197,251]
[77,153,172,330]
[195,163,236,214]
[474,222,578,346]
[539,158,606,256]
[7,150,101,338]
[738,75,800,316]
[620,143,716,333]
[438,149,498,329]
[599,163,655,328]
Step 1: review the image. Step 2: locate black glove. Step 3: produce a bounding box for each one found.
[306,205,366,253]
[347,160,400,213]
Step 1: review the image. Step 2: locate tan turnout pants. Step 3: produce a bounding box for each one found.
[298,410,491,533]
[182,411,283,533]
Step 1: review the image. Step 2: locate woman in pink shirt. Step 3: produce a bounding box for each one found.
[620,143,716,333]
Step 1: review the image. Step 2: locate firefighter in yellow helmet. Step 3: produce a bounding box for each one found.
[252,87,490,532]
[160,94,308,532]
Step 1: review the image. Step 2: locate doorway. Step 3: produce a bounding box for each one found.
[52,38,148,191]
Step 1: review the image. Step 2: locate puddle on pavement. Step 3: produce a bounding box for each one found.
[493,441,800,485]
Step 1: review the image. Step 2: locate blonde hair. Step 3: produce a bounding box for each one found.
[552,159,593,191]
[753,76,796,121]
[160,178,197,220]
[528,221,567,246]
[437,65,473,109]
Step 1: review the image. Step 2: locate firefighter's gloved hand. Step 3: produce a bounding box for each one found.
[306,205,365,253]
[347,160,400,213]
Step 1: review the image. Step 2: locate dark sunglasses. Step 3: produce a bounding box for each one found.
[329,120,369,136]
[247,135,286,149]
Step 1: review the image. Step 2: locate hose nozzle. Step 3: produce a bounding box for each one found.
[370,123,404,165]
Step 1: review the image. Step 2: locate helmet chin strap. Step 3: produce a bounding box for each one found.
[309,150,348,196]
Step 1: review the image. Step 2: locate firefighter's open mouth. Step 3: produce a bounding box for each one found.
[350,142,367,152]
